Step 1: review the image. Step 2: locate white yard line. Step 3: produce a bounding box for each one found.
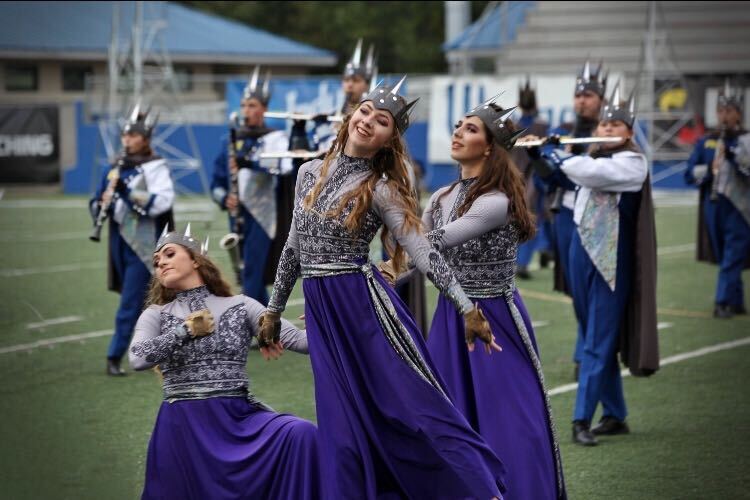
[0,231,93,243]
[0,330,112,355]
[0,262,104,277]
[657,243,695,256]
[26,316,83,330]
[547,336,750,396]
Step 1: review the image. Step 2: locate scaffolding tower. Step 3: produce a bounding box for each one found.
[634,1,697,181]
[88,1,213,222]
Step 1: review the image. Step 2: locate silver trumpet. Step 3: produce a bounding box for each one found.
[219,232,244,286]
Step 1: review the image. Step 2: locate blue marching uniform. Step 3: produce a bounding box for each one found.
[90,155,175,362]
[555,147,649,423]
[211,128,292,304]
[685,130,750,312]
[533,119,598,367]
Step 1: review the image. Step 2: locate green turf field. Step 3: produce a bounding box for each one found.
[1,190,748,499]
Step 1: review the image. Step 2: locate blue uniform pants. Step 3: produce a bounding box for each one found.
[108,228,152,360]
[569,231,630,423]
[240,214,272,305]
[553,206,585,363]
[704,195,750,307]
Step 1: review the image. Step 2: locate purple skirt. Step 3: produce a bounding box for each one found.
[141,397,320,500]
[303,267,505,499]
[428,293,565,500]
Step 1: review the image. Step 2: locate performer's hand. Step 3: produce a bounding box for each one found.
[312,113,329,126]
[464,305,502,355]
[225,194,239,211]
[545,134,562,146]
[260,340,285,361]
[378,260,398,287]
[258,311,282,349]
[184,309,215,337]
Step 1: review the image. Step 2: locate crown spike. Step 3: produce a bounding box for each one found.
[582,60,591,81]
[160,223,170,239]
[390,75,407,96]
[610,80,621,107]
[130,99,141,122]
[509,128,527,145]
[497,106,518,123]
[201,235,210,255]
[184,223,192,239]
[369,67,379,92]
[351,38,363,66]
[262,70,271,99]
[404,97,420,116]
[365,44,375,72]
[628,89,636,115]
[248,66,260,93]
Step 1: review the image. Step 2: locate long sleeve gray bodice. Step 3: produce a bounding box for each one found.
[423,178,519,298]
[129,285,307,402]
[267,153,474,314]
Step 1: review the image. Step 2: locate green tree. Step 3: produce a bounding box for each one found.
[182,1,490,74]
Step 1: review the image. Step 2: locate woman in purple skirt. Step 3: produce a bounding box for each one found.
[258,77,506,499]
[129,225,319,500]
[418,98,566,499]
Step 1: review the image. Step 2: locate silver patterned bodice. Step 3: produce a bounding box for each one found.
[268,154,474,315]
[130,286,254,402]
[296,154,381,270]
[427,179,518,298]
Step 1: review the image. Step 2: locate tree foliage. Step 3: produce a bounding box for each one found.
[181,1,490,74]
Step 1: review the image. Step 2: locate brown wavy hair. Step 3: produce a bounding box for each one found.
[304,107,422,272]
[146,248,233,306]
[438,104,535,242]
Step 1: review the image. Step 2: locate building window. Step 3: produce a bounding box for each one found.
[5,64,38,91]
[62,65,94,91]
[174,65,193,92]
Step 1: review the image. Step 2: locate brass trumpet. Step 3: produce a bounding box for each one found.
[219,232,244,285]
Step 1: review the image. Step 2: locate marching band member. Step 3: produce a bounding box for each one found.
[533,83,658,446]
[210,67,292,304]
[89,103,174,376]
[685,80,750,318]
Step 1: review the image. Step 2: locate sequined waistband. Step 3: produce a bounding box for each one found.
[300,261,371,278]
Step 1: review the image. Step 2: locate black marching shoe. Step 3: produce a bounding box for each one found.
[591,416,630,436]
[713,304,734,319]
[106,358,126,377]
[516,265,531,280]
[730,304,747,315]
[572,421,598,446]
[539,251,553,269]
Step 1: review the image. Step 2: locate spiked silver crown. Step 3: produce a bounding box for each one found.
[344,39,377,82]
[717,78,744,111]
[466,94,526,150]
[242,66,272,106]
[600,80,637,128]
[122,99,159,138]
[360,75,419,134]
[519,76,537,111]
[575,59,608,98]
[155,223,209,256]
